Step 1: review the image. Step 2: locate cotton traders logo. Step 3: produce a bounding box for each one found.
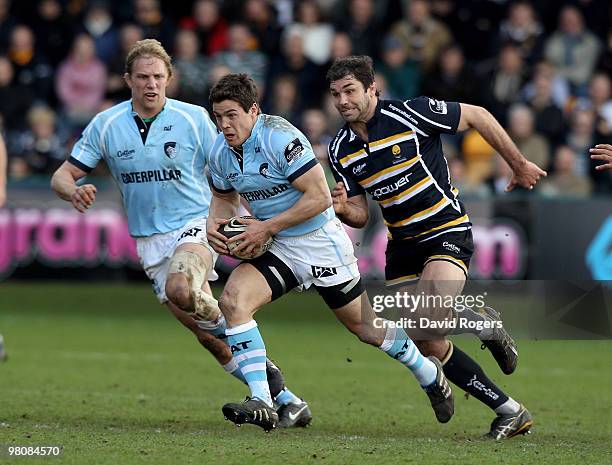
[116,149,135,159]
[259,162,270,178]
[353,163,367,175]
[443,241,460,253]
[164,141,178,158]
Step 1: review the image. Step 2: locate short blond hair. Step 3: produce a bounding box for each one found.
[125,39,174,77]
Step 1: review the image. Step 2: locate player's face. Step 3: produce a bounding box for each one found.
[212,100,259,147]
[329,76,377,123]
[125,56,171,118]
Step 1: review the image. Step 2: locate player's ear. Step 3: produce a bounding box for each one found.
[124,73,132,89]
[250,103,260,116]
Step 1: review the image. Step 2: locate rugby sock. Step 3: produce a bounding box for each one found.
[379,325,437,387]
[222,358,246,383]
[450,308,494,339]
[195,313,228,340]
[226,320,273,407]
[443,345,508,410]
[495,397,521,415]
[275,388,302,406]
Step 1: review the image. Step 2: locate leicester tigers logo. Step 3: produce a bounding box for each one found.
[164,141,178,158]
[259,162,270,178]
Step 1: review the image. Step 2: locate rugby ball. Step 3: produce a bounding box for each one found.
[218,216,273,260]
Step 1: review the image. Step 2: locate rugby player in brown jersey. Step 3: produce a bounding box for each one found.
[327,56,546,439]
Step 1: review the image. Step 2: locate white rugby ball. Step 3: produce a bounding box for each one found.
[218,216,273,260]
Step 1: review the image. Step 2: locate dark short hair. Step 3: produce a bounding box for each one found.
[326,55,375,90]
[209,73,258,112]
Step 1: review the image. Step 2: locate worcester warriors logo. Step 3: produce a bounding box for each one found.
[164,141,178,158]
[392,144,401,157]
[259,162,270,178]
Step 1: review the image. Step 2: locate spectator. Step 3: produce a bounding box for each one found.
[264,74,300,123]
[329,31,352,61]
[243,0,283,59]
[422,44,477,104]
[0,0,16,54]
[376,35,420,100]
[479,44,526,125]
[448,156,490,198]
[189,0,228,56]
[565,108,596,176]
[80,0,119,65]
[583,72,612,136]
[106,23,143,103]
[521,60,570,112]
[213,23,268,91]
[336,0,383,61]
[285,0,334,65]
[173,28,209,107]
[544,5,601,96]
[523,67,567,148]
[8,24,53,104]
[301,107,334,184]
[10,106,64,175]
[539,145,592,198]
[133,0,175,51]
[495,1,544,65]
[507,103,550,171]
[30,0,73,67]
[390,0,452,73]
[268,29,325,108]
[55,33,107,129]
[0,55,32,130]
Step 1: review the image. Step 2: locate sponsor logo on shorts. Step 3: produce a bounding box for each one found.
[259,162,270,178]
[443,241,460,253]
[284,138,304,165]
[311,266,337,278]
[178,227,202,240]
[164,141,178,158]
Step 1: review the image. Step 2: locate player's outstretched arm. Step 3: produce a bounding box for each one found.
[50,161,97,213]
[332,182,368,228]
[458,103,547,191]
[206,190,240,255]
[590,144,612,171]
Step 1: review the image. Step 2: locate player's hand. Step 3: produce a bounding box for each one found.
[506,160,547,192]
[71,184,97,213]
[206,217,230,255]
[590,144,612,171]
[228,217,272,257]
[331,182,348,215]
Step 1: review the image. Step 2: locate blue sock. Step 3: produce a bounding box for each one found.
[195,314,227,340]
[226,320,272,406]
[379,324,437,387]
[222,358,246,383]
[275,388,301,406]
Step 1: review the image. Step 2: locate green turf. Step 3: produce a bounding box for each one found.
[0,283,610,464]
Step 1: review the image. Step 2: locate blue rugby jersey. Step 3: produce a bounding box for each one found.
[69,99,216,237]
[208,114,334,237]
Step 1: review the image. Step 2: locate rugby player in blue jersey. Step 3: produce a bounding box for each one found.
[327,56,546,439]
[206,73,454,432]
[50,39,308,426]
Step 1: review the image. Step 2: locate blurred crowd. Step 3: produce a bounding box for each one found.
[2,0,611,197]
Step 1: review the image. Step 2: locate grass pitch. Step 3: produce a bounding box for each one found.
[1,283,611,464]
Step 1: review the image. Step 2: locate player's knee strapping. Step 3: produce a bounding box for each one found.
[169,251,219,320]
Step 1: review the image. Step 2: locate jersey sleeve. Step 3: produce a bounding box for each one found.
[402,96,461,135]
[208,143,235,193]
[68,115,104,172]
[327,139,365,198]
[271,129,319,184]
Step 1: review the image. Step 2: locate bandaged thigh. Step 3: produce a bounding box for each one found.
[169,251,219,320]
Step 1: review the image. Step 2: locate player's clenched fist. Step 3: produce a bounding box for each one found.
[331,181,348,215]
[71,184,97,213]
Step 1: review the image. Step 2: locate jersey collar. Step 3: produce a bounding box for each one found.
[129,98,168,119]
